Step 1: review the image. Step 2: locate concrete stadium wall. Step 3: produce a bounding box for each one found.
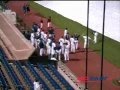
[35,1,120,42]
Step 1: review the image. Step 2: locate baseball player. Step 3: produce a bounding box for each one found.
[93,31,98,44]
[55,42,62,60]
[51,40,56,58]
[39,39,45,56]
[30,31,35,46]
[40,19,43,29]
[74,33,80,50]
[64,39,70,61]
[47,16,51,28]
[46,37,52,57]
[64,28,68,38]
[59,36,65,54]
[83,35,91,48]
[40,29,45,40]
[37,26,41,33]
[70,36,75,53]
[43,32,47,44]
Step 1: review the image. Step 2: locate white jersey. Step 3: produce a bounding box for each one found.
[47,38,51,44]
[30,33,34,39]
[94,32,98,37]
[33,81,40,90]
[37,28,41,33]
[64,29,68,37]
[43,33,47,42]
[83,36,91,48]
[64,44,70,61]
[83,36,91,44]
[64,45,69,53]
[70,37,75,45]
[36,31,40,37]
[59,38,64,46]
[46,39,52,55]
[94,32,98,44]
[64,39,70,47]
[41,31,44,39]
[51,42,56,55]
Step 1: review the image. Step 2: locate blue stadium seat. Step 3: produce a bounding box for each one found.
[25,61,50,90]
[0,48,24,90]
[14,61,34,90]
[48,64,74,90]
[38,64,62,90]
[0,69,9,89]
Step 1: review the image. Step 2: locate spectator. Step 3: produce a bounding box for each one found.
[22,3,27,15]
[33,78,41,90]
[26,3,30,14]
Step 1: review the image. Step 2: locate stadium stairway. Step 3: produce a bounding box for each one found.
[33,66,55,90]
[0,49,24,90]
[0,48,76,90]
[0,63,15,90]
[10,63,29,90]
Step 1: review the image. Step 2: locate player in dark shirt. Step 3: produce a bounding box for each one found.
[48,27,55,39]
[74,33,80,50]
[32,22,38,33]
[55,42,62,60]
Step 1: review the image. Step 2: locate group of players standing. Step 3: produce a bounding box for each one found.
[28,16,80,62]
[22,14,98,62]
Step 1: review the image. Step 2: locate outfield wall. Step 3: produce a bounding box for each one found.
[35,1,120,42]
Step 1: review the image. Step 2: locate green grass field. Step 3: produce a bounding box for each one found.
[29,1,120,68]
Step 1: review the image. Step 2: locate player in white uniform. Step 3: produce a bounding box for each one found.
[74,33,80,50]
[64,40,70,61]
[93,31,98,44]
[43,32,47,44]
[51,40,56,58]
[70,36,75,53]
[46,38,52,56]
[83,35,91,48]
[59,36,65,54]
[40,29,45,40]
[37,26,41,33]
[64,28,68,38]
[30,32,35,46]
